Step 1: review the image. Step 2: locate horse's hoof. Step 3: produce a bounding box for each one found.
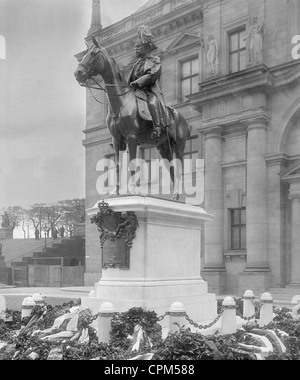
[109,188,119,197]
[172,194,180,201]
[128,186,137,195]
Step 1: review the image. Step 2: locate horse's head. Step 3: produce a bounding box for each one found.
[74,37,108,84]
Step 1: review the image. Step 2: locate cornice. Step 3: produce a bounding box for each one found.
[84,3,203,58]
[245,115,271,130]
[280,159,300,178]
[265,154,289,167]
[198,109,270,131]
[271,60,300,89]
[188,65,274,106]
[221,160,247,170]
[188,61,300,107]
[202,126,222,139]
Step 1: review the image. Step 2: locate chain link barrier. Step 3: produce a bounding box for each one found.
[157,312,170,322]
[158,309,224,330]
[184,309,224,330]
[235,299,263,321]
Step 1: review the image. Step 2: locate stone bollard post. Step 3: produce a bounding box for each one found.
[169,302,186,333]
[0,295,6,320]
[259,292,273,327]
[243,290,256,320]
[21,297,36,319]
[292,295,300,320]
[98,302,115,344]
[32,293,45,306]
[221,297,237,335]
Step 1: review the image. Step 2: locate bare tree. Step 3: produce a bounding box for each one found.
[27,204,47,235]
[59,198,85,236]
[19,208,29,239]
[59,198,85,223]
[1,206,23,231]
[43,204,64,236]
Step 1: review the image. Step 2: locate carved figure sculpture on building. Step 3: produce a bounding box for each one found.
[205,34,219,75]
[244,18,264,65]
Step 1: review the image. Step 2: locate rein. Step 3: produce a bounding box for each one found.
[79,51,132,98]
[90,77,132,97]
[84,78,132,107]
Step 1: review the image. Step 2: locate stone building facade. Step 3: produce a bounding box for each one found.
[80,0,300,295]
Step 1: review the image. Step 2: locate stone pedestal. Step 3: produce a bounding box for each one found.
[82,196,217,324]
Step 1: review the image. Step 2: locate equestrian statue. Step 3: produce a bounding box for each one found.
[75,26,191,201]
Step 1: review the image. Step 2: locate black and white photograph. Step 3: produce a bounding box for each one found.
[0,0,300,363]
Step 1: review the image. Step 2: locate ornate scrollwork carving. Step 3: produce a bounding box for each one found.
[91,201,139,269]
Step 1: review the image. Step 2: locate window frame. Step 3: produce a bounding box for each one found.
[179,56,200,102]
[230,208,246,251]
[228,27,246,74]
[104,153,116,189]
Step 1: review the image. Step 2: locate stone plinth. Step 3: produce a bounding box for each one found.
[81,196,217,324]
[0,229,13,241]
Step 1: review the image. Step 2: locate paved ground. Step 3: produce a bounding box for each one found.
[0,285,94,310]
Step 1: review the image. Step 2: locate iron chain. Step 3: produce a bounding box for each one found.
[184,309,224,330]
[157,312,170,322]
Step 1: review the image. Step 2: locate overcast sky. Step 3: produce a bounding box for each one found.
[0,0,148,211]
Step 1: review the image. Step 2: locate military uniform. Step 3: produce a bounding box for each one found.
[129,26,171,139]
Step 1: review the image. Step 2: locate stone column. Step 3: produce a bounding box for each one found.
[246,117,269,271]
[239,117,271,294]
[289,194,300,286]
[202,127,226,294]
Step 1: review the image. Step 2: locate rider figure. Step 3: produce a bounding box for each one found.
[128,26,171,140]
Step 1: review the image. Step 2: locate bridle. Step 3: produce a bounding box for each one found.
[78,48,132,104]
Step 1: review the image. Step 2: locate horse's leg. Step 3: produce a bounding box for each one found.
[173,146,184,201]
[110,139,121,196]
[173,136,185,202]
[157,142,175,198]
[127,134,138,194]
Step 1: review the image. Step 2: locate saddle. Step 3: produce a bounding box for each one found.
[134,90,176,141]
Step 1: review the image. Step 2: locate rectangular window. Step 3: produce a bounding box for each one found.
[231,208,246,250]
[140,147,160,182]
[104,154,116,188]
[229,29,246,73]
[183,136,199,173]
[180,58,199,102]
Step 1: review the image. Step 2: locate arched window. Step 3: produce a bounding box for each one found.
[0,36,6,59]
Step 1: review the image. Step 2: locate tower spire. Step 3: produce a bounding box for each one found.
[88,0,102,37]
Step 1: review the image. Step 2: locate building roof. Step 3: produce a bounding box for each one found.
[134,0,162,14]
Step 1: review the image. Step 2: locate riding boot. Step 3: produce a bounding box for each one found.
[151,124,161,140]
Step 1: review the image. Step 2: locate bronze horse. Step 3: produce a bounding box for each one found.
[75,37,191,200]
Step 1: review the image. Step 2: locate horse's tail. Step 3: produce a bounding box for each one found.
[174,108,192,139]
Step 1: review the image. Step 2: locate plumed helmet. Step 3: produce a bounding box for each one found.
[135,25,157,52]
